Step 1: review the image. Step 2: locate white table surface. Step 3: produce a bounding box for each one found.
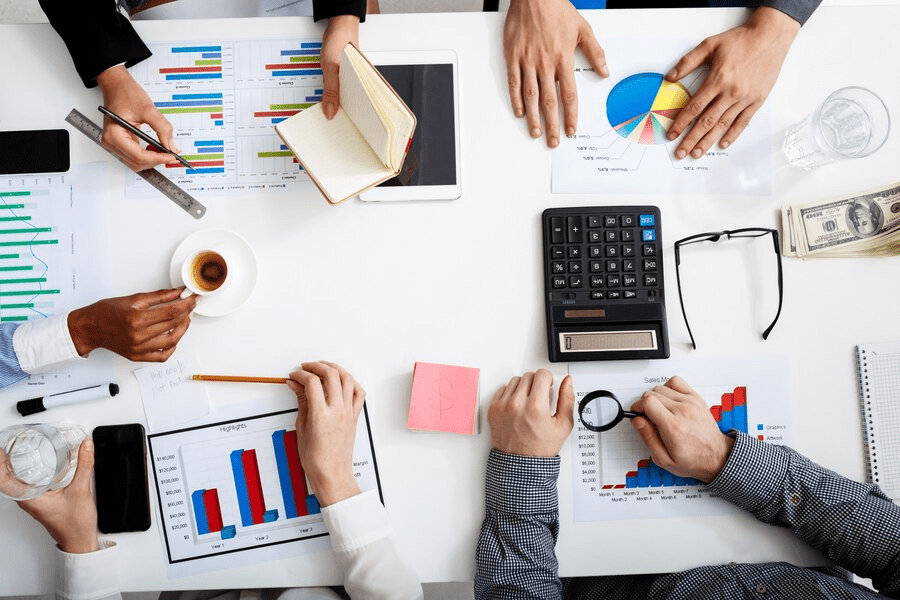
[1,5,899,595]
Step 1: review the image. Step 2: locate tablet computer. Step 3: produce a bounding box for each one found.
[359,50,461,202]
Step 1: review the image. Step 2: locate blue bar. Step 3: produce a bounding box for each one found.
[570,0,607,8]
[661,470,675,487]
[686,478,701,486]
[198,147,225,153]
[172,93,223,100]
[154,100,222,108]
[187,168,226,175]
[172,46,222,53]
[271,118,287,124]
[306,96,322,102]
[733,404,748,434]
[280,145,288,150]
[273,69,323,77]
[719,408,733,432]
[636,466,650,488]
[300,42,322,49]
[648,462,664,487]
[673,476,689,486]
[272,430,297,519]
[306,494,321,515]
[166,73,223,80]
[263,509,279,523]
[625,474,637,489]
[201,52,222,59]
[195,140,224,146]
[280,49,320,56]
[214,120,224,126]
[221,525,236,540]
[192,489,209,535]
[314,88,323,94]
[230,450,254,527]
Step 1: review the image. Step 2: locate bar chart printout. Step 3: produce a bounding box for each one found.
[569,357,791,522]
[0,166,112,392]
[148,407,380,578]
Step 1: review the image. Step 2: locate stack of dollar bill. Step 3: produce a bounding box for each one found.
[781,182,900,258]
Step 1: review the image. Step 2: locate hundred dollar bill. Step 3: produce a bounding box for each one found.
[781,182,900,258]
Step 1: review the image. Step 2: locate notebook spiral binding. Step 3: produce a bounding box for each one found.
[856,347,876,483]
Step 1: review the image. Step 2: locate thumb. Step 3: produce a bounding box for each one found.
[555,375,576,430]
[667,40,711,82]
[70,439,94,492]
[322,64,340,120]
[632,417,673,468]
[578,25,608,78]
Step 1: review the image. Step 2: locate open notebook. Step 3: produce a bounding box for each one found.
[275,43,416,204]
[856,341,900,501]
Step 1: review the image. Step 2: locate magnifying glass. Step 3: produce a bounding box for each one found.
[578,390,646,432]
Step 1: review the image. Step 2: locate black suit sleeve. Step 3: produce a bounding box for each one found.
[313,0,366,23]
[39,0,152,88]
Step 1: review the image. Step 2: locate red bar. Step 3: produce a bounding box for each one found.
[254,110,301,118]
[613,484,626,489]
[710,406,722,421]
[601,484,614,489]
[625,471,638,478]
[284,430,309,517]
[733,386,747,407]
[265,63,321,70]
[210,113,223,119]
[637,459,650,468]
[721,393,734,412]
[292,158,299,164]
[203,489,224,533]
[166,160,225,169]
[241,450,266,525]
[757,434,765,441]
[159,66,222,74]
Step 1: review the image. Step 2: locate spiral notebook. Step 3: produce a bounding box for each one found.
[856,341,900,501]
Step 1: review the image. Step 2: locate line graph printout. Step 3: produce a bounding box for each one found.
[0,165,113,392]
[148,406,381,578]
[552,38,772,196]
[126,39,324,197]
[569,357,790,522]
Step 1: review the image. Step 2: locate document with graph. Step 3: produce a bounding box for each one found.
[147,405,381,578]
[125,38,327,197]
[856,341,900,501]
[0,164,113,392]
[569,356,791,522]
[551,38,772,196]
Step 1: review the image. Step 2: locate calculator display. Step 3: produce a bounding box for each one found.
[541,206,670,362]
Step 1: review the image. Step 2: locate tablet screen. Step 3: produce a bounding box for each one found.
[375,64,457,187]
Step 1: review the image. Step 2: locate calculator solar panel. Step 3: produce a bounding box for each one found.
[542,206,669,362]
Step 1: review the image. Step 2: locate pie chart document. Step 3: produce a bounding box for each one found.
[551,38,772,196]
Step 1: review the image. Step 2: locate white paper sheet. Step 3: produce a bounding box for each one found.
[134,355,211,432]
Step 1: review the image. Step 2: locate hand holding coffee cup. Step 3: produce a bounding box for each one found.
[180,250,230,299]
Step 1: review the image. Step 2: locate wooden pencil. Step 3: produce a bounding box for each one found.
[192,374,290,384]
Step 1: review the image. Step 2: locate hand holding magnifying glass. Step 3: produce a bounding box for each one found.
[578,390,645,432]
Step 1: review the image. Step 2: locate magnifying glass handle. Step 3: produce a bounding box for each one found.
[623,410,646,419]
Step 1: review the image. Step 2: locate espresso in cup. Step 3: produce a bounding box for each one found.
[190,251,228,292]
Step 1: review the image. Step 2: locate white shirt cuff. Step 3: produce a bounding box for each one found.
[12,312,84,374]
[320,489,392,553]
[56,539,119,600]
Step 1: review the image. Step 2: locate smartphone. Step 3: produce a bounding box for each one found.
[0,129,70,175]
[92,423,152,533]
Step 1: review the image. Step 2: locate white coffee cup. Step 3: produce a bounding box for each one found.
[179,249,231,299]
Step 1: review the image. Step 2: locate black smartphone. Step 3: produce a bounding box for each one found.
[92,423,152,533]
[0,129,70,175]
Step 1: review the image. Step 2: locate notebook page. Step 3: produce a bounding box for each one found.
[340,47,391,165]
[861,343,900,498]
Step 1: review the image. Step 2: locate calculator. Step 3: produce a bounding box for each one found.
[541,206,669,362]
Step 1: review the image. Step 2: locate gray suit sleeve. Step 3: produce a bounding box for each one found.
[749,0,822,25]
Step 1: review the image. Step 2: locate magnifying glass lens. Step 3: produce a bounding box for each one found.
[580,395,624,431]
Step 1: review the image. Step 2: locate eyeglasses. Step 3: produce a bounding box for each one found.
[674,228,783,350]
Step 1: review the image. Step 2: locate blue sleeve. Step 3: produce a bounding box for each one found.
[475,450,563,600]
[708,432,900,596]
[0,322,28,388]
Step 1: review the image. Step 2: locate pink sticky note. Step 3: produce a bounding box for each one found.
[408,362,480,435]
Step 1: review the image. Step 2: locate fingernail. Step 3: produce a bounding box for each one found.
[84,439,94,452]
[530,128,541,138]
[675,149,687,160]
[549,136,559,148]
[565,126,575,137]
[174,147,182,154]
[720,141,729,149]
[692,149,703,159]
[667,131,677,141]
[515,109,524,118]
[666,68,677,80]
[632,419,645,430]
[600,65,609,77]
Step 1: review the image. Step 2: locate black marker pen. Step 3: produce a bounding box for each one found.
[16,383,119,417]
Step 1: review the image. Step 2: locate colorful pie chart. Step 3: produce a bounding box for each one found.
[606,73,690,145]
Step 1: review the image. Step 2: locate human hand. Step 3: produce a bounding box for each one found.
[15,440,100,554]
[67,288,198,362]
[630,376,735,483]
[321,15,361,120]
[95,65,180,171]
[288,361,364,506]
[504,0,608,148]
[488,369,575,457]
[666,7,800,159]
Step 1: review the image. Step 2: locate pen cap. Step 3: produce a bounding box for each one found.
[16,398,46,417]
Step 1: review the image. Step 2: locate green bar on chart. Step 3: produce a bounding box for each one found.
[0,277,46,284]
[0,303,34,309]
[0,316,27,322]
[0,228,52,235]
[0,289,60,297]
[0,240,58,247]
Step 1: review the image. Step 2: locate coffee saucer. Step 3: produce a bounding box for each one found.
[169,229,258,317]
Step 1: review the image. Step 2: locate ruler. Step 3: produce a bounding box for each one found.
[65,109,207,219]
